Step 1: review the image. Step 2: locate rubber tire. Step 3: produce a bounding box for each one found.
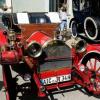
[31,79,38,98]
[84,17,100,40]
[3,65,16,100]
[71,20,78,38]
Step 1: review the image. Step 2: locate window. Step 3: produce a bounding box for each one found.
[73,0,79,11]
[0,0,6,7]
[28,13,51,24]
[80,0,90,11]
[49,0,57,12]
[49,0,67,12]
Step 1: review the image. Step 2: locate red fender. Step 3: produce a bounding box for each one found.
[0,30,7,46]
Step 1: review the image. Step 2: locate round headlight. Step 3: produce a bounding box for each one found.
[76,40,86,53]
[26,41,42,58]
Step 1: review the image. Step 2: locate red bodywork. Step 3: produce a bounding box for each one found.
[0,27,100,99]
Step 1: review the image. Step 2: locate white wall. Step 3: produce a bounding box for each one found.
[0,0,49,13]
[0,0,11,13]
[5,0,11,12]
[67,0,74,29]
[12,0,49,12]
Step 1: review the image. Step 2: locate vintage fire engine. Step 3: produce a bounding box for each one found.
[0,13,100,100]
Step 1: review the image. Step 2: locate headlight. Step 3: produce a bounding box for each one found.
[75,39,87,53]
[26,41,42,58]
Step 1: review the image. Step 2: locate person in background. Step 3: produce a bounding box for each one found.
[58,5,67,40]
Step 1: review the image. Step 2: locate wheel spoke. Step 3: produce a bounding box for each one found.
[87,58,100,71]
[88,59,93,70]
[95,78,100,91]
[93,58,97,71]
[91,58,100,92]
[86,60,91,69]
[91,58,96,70]
[97,67,100,73]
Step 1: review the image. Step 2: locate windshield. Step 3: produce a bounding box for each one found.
[73,0,90,11]
[72,0,100,16]
[13,13,51,24]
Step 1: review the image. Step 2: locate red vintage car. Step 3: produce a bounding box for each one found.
[0,13,100,100]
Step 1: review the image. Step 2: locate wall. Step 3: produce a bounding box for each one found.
[0,0,50,13]
[0,0,11,13]
[12,0,49,12]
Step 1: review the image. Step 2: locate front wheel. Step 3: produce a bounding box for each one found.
[2,65,16,100]
[81,52,100,95]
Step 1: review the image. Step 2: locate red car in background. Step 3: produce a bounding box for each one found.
[0,13,100,100]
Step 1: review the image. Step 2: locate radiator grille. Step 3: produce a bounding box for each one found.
[38,40,72,72]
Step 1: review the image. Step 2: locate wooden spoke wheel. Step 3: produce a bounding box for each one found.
[2,65,16,100]
[81,52,100,95]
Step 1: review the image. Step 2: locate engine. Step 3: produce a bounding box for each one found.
[0,29,22,64]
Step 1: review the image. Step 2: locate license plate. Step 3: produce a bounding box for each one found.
[41,74,71,85]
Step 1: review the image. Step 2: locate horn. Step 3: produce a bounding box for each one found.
[72,38,87,53]
[26,41,42,58]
